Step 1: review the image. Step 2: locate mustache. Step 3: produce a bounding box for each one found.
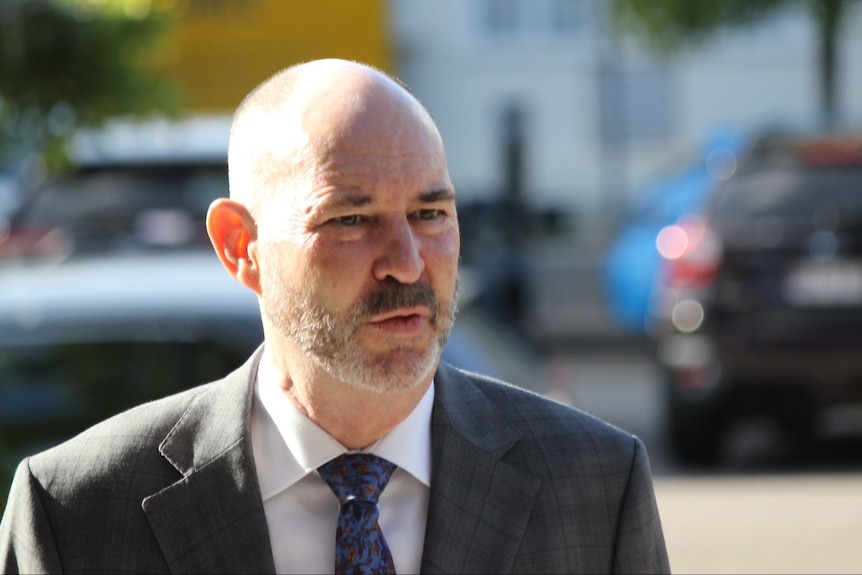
[357,279,440,321]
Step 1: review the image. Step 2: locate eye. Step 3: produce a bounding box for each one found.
[335,214,363,226]
[415,209,442,221]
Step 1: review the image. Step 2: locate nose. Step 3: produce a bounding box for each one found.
[372,218,425,284]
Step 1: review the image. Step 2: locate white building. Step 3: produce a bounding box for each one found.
[389,0,862,239]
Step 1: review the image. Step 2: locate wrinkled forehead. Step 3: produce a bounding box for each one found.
[254,140,452,238]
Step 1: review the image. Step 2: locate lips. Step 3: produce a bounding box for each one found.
[368,307,431,334]
[369,306,431,323]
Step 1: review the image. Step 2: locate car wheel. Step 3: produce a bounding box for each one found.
[664,378,725,466]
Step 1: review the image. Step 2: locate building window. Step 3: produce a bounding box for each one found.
[476,0,593,40]
[483,0,519,35]
[599,61,672,143]
[549,0,584,35]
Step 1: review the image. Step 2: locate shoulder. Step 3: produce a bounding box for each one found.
[435,362,644,473]
[27,382,212,496]
[26,348,261,493]
[25,362,255,506]
[437,361,635,442]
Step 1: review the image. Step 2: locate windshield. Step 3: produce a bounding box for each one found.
[713,165,862,220]
[14,164,228,254]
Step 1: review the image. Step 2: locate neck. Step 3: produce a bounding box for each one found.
[262,345,432,450]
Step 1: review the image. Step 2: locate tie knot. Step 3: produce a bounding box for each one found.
[318,453,397,505]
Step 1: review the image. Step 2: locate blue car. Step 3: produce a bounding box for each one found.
[603,129,748,333]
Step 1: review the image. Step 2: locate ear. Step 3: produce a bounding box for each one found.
[206,198,262,295]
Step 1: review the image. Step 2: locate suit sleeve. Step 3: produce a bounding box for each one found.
[0,458,63,574]
[612,438,671,575]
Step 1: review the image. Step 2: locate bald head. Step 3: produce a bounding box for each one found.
[228,59,445,216]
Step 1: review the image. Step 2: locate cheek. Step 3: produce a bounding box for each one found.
[301,238,371,303]
[256,239,312,295]
[425,230,460,286]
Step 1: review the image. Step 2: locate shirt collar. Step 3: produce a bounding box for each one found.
[253,356,434,501]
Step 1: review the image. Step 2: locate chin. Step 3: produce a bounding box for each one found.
[328,344,441,395]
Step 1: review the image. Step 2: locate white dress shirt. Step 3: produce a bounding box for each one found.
[251,358,433,575]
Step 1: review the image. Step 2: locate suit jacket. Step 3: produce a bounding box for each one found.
[0,347,670,574]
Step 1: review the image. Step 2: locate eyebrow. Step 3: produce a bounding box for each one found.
[328,194,373,209]
[327,188,455,210]
[418,188,456,203]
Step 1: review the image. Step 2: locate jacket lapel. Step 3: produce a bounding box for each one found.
[142,348,276,574]
[421,363,541,574]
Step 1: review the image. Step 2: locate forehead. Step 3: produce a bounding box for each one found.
[295,108,451,196]
[256,134,453,227]
[313,138,448,186]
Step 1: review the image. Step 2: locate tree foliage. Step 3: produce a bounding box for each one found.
[609,0,794,51]
[0,0,178,175]
[609,0,847,128]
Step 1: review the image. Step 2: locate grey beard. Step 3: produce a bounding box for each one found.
[263,278,458,393]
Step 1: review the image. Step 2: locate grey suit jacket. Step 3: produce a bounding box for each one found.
[0,348,669,574]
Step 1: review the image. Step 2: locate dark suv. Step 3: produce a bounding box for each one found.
[650,132,862,464]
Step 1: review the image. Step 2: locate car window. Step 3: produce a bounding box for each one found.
[713,165,862,219]
[14,164,228,253]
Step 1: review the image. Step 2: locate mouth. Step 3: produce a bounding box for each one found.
[368,307,432,334]
[370,306,430,322]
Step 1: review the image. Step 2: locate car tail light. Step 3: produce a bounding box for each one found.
[795,136,862,167]
[657,215,723,289]
[0,226,72,260]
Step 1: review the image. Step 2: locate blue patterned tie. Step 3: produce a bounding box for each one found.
[317,453,398,575]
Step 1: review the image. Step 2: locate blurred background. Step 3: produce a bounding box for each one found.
[2,0,862,572]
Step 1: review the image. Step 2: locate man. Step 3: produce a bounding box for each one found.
[0,59,670,574]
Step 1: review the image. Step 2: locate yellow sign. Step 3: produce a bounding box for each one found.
[157,0,391,112]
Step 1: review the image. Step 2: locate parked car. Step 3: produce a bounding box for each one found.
[0,252,261,451]
[650,131,862,464]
